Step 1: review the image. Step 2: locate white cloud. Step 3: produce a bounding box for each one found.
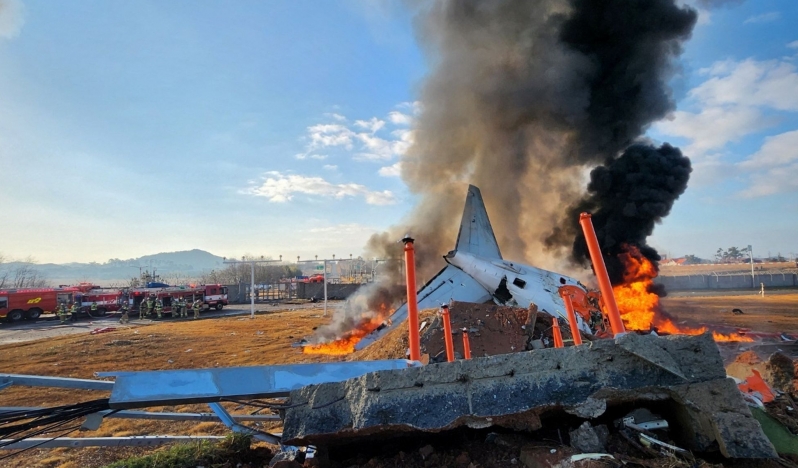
[743,12,780,24]
[788,40,798,50]
[656,58,798,158]
[378,161,402,177]
[354,117,386,133]
[244,172,397,205]
[739,163,798,198]
[294,153,328,160]
[691,59,798,111]
[655,106,770,156]
[737,130,798,197]
[0,0,25,39]
[295,105,416,165]
[398,101,422,115]
[388,111,413,126]
[739,129,798,169]
[656,58,798,198]
[323,164,337,171]
[307,124,355,150]
[326,113,347,122]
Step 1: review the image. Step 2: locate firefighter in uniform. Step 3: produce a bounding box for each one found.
[90,301,98,317]
[119,301,129,324]
[70,302,79,322]
[57,302,68,324]
[192,299,201,319]
[145,296,154,318]
[181,298,188,318]
[154,298,163,319]
[138,300,146,320]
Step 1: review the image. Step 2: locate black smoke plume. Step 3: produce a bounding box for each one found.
[553,143,692,284]
[313,0,699,343]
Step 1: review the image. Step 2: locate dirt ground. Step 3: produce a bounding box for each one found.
[660,292,798,335]
[0,292,797,467]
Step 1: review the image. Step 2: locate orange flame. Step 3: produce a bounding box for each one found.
[303,306,392,356]
[613,245,752,342]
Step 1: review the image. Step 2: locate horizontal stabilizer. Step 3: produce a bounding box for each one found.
[354,265,492,351]
[455,185,502,259]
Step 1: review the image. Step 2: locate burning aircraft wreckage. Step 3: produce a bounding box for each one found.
[0,185,792,466]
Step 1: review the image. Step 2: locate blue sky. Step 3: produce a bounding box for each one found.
[0,0,796,264]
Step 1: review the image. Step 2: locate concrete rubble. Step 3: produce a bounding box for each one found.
[282,333,777,459]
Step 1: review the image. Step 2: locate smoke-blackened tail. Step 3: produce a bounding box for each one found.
[454,185,502,259]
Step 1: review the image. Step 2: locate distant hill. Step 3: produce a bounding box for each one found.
[1,249,225,286]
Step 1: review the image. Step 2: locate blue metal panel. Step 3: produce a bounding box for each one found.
[98,360,419,409]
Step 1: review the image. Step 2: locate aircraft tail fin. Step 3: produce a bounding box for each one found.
[454,185,502,259]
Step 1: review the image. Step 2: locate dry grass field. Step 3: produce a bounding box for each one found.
[0,309,339,468]
[660,261,797,276]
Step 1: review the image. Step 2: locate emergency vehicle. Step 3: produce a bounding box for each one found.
[0,287,80,322]
[127,284,228,316]
[74,284,125,316]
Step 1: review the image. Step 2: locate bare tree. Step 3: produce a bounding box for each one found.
[0,256,50,288]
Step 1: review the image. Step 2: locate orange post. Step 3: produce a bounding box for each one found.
[462,329,472,359]
[440,305,455,362]
[578,213,626,336]
[561,293,583,346]
[402,236,421,362]
[552,317,564,348]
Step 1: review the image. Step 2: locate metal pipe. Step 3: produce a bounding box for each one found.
[250,261,255,319]
[402,236,421,362]
[462,329,471,360]
[0,436,226,449]
[208,402,281,444]
[0,407,280,422]
[0,374,114,391]
[561,293,583,346]
[323,259,328,317]
[551,317,564,348]
[578,213,625,336]
[440,305,454,362]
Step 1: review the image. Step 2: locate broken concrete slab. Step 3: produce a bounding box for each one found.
[569,422,608,453]
[282,333,776,459]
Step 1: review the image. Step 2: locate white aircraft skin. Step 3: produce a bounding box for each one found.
[445,250,591,333]
[355,184,593,351]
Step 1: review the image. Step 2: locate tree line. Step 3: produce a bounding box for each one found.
[0,255,50,289]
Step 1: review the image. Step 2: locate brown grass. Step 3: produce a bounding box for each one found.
[0,309,339,467]
[661,293,798,334]
[660,261,796,276]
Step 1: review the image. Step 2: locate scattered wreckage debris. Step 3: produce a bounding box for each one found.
[282,333,777,459]
[421,301,583,362]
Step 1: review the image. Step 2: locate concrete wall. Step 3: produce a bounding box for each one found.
[656,273,797,291]
[296,283,362,300]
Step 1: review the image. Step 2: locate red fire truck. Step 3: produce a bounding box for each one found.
[0,287,80,322]
[75,284,125,316]
[127,284,228,316]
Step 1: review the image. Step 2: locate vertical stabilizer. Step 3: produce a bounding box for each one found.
[454,185,502,259]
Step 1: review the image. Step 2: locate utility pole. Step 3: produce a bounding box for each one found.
[223,255,282,319]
